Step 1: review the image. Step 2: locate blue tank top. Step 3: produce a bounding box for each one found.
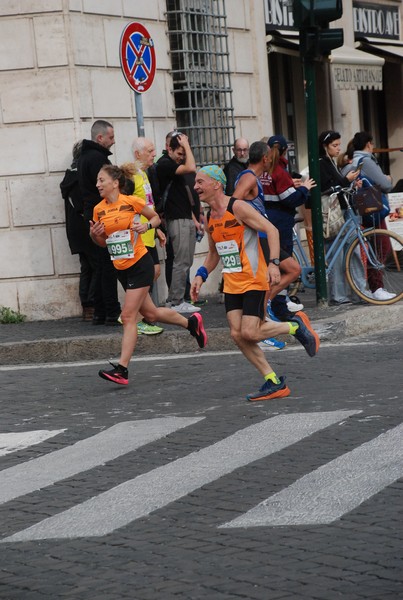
[234,169,268,238]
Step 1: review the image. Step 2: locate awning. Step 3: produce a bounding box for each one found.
[358,41,403,63]
[266,33,299,57]
[329,46,384,90]
[265,36,386,90]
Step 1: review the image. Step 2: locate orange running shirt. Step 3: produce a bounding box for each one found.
[208,198,269,294]
[93,193,147,270]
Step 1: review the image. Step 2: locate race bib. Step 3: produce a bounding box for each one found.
[106,229,134,260]
[143,182,154,207]
[216,240,242,273]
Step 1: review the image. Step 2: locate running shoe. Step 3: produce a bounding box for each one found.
[259,338,287,350]
[287,299,304,312]
[266,300,281,322]
[191,298,208,307]
[98,362,129,385]
[137,321,164,335]
[171,301,201,313]
[291,311,320,357]
[188,313,207,348]
[247,376,290,402]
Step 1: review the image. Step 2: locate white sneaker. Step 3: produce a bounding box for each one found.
[372,288,396,301]
[287,300,304,312]
[170,301,201,313]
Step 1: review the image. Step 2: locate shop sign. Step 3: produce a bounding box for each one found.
[264,0,295,32]
[331,63,383,90]
[353,2,400,40]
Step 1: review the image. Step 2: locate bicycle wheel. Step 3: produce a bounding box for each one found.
[288,250,303,296]
[345,229,403,304]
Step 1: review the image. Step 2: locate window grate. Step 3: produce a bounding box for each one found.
[166,0,235,166]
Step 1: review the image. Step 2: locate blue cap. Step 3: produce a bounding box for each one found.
[268,135,288,152]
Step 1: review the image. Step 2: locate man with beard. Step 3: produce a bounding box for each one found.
[223,138,249,195]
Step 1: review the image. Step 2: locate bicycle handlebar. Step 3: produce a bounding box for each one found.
[322,185,342,196]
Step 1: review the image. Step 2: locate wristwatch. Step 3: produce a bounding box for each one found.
[147,222,153,230]
[269,258,280,266]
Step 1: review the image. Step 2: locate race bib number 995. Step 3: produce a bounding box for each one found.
[106,229,134,260]
[215,240,242,273]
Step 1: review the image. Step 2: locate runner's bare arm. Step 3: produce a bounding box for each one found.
[89,220,107,247]
[232,199,280,261]
[232,173,257,201]
[133,206,161,234]
[190,229,220,301]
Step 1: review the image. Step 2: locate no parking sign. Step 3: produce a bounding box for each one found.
[119,22,156,93]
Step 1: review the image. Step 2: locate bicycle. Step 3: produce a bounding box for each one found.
[291,186,403,305]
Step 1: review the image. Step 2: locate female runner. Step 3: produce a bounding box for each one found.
[90,164,207,385]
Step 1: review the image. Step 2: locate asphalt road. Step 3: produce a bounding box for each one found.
[0,329,402,600]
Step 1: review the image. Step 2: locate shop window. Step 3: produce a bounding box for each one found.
[166,0,235,165]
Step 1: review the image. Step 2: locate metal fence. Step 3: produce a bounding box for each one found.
[166,0,235,166]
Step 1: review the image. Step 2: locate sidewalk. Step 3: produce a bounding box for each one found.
[0,291,401,365]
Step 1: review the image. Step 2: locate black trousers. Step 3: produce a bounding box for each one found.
[93,244,121,319]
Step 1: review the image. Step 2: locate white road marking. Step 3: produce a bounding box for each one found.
[221,423,403,528]
[0,417,202,506]
[1,410,359,542]
[0,430,65,457]
[0,341,380,371]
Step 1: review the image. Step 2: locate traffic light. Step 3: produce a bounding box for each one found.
[293,0,343,29]
[293,0,343,58]
[300,28,344,58]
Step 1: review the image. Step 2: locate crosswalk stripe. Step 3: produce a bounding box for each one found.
[221,423,403,528]
[1,410,359,542]
[0,430,65,457]
[0,417,203,506]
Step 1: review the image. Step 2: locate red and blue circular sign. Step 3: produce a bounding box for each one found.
[120,22,156,93]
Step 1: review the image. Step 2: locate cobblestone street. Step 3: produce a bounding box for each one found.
[0,329,402,599]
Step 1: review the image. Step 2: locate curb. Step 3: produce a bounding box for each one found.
[0,303,401,365]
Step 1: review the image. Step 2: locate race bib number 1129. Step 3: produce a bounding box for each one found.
[215,240,242,273]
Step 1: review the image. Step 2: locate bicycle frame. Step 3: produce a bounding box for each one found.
[293,204,377,289]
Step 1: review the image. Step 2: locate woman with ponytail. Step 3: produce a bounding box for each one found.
[89,164,207,385]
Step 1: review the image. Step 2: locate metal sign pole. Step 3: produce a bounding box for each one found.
[303,55,328,307]
[134,92,145,137]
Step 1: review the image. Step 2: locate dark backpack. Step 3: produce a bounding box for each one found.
[60,167,83,214]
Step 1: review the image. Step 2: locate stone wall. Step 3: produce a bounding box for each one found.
[0,0,269,319]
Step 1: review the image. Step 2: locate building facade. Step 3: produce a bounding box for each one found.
[0,0,402,320]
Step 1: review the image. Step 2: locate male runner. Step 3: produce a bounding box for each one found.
[190,165,320,402]
[233,141,301,349]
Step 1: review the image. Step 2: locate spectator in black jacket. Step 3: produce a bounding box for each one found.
[60,141,97,321]
[78,120,121,325]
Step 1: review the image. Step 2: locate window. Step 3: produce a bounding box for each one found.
[166,0,235,165]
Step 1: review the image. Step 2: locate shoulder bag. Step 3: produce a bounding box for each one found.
[321,192,344,239]
[353,178,384,216]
